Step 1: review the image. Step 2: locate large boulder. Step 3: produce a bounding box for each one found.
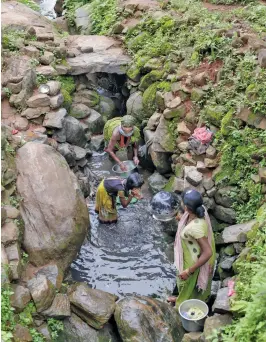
[126,91,144,122]
[114,296,185,342]
[63,116,87,147]
[16,142,89,271]
[68,283,118,330]
[66,36,131,74]
[216,220,256,245]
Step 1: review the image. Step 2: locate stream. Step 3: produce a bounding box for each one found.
[71,152,177,298]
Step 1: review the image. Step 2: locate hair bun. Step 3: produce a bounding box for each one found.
[195,205,205,218]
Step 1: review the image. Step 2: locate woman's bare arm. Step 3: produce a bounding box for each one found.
[189,237,213,274]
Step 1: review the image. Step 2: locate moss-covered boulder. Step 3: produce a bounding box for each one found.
[142,82,159,117]
[126,91,144,122]
[16,143,89,271]
[139,70,164,91]
[204,105,225,127]
[114,296,185,342]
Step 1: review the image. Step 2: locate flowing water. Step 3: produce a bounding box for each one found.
[71,152,177,298]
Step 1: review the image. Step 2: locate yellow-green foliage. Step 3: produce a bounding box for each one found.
[139,70,164,91]
[142,82,159,117]
[221,109,234,135]
[57,76,75,109]
[213,205,266,342]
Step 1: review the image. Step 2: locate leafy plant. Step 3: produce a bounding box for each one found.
[1,288,15,334]
[3,87,12,99]
[18,0,40,11]
[47,318,64,340]
[2,28,26,51]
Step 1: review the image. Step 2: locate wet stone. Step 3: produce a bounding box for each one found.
[68,283,118,330]
[212,287,231,314]
[36,264,63,289]
[42,293,71,318]
[10,284,31,313]
[13,324,32,342]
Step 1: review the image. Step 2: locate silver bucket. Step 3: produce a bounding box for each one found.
[112,160,137,179]
[178,299,209,332]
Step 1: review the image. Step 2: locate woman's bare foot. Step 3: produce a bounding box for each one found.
[167,296,177,303]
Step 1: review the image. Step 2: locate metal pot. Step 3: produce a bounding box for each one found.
[150,191,181,222]
[112,160,138,179]
[178,299,209,332]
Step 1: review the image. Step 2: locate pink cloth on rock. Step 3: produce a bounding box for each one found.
[174,207,213,291]
[192,127,213,144]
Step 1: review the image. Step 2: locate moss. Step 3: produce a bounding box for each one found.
[191,88,205,102]
[221,109,234,135]
[61,89,72,110]
[157,81,171,92]
[127,65,140,81]
[204,105,225,127]
[142,82,159,117]
[163,176,176,192]
[139,70,164,91]
[175,163,184,178]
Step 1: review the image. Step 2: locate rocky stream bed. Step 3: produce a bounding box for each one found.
[1,0,266,341]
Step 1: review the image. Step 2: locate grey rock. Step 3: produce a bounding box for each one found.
[81,45,93,53]
[36,66,56,77]
[212,205,236,224]
[70,103,91,119]
[13,324,32,342]
[1,244,11,285]
[67,36,131,75]
[53,129,67,143]
[126,91,143,121]
[83,109,104,134]
[27,94,50,108]
[75,6,92,34]
[50,93,64,109]
[206,145,217,159]
[219,256,237,271]
[60,313,98,342]
[76,158,88,168]
[186,169,203,186]
[146,112,161,131]
[36,264,63,289]
[89,135,104,152]
[114,296,185,342]
[214,187,235,208]
[14,116,29,131]
[207,187,216,198]
[1,221,19,246]
[21,107,50,119]
[37,323,52,341]
[57,143,76,167]
[148,172,168,193]
[258,49,266,68]
[5,243,22,280]
[47,81,61,96]
[178,141,189,152]
[72,145,87,160]
[16,143,89,271]
[40,51,55,65]
[3,205,20,219]
[202,177,214,191]
[55,64,70,75]
[10,284,31,313]
[172,177,185,193]
[212,287,231,314]
[42,294,71,318]
[233,242,244,254]
[28,274,56,312]
[211,281,222,297]
[22,46,40,58]
[63,116,87,147]
[43,108,67,129]
[69,283,117,330]
[203,196,215,210]
[97,95,116,120]
[73,89,99,108]
[204,314,232,341]
[7,81,22,94]
[219,220,256,244]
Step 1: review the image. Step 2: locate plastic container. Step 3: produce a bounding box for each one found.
[112,160,137,178]
[178,299,209,332]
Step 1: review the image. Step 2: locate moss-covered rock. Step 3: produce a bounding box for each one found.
[126,65,141,82]
[142,82,159,117]
[139,70,163,91]
[191,88,205,102]
[221,109,234,135]
[204,105,225,127]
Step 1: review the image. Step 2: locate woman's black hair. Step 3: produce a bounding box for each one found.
[125,172,144,196]
[182,189,205,218]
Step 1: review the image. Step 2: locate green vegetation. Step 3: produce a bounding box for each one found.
[2,28,26,51]
[90,0,118,34]
[1,290,64,342]
[18,0,40,11]
[210,205,266,342]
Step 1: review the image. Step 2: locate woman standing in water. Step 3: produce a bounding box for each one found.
[95,172,144,224]
[169,189,216,307]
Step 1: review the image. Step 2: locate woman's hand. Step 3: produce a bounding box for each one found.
[119,162,127,171]
[133,156,139,165]
[178,269,190,281]
[131,188,143,199]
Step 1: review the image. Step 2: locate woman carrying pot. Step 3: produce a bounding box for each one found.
[169,189,216,307]
[95,172,144,224]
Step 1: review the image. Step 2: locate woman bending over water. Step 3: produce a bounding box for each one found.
[169,189,216,307]
[95,172,144,224]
